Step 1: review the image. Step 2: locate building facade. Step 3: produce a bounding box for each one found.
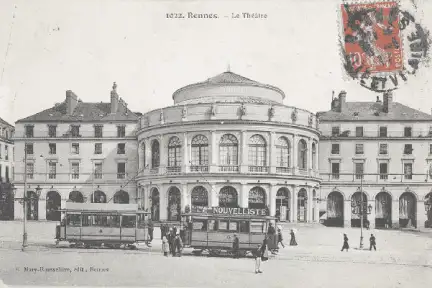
[0,117,14,219]
[318,91,432,229]
[12,83,139,221]
[135,71,321,222]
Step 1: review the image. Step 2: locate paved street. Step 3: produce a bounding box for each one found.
[1,221,432,287]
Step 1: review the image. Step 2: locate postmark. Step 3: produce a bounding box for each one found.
[339,1,430,92]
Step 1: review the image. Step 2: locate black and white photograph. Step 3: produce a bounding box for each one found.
[0,0,432,287]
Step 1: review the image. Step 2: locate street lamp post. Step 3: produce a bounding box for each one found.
[351,174,372,249]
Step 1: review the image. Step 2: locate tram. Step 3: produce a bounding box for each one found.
[181,206,278,257]
[55,202,151,249]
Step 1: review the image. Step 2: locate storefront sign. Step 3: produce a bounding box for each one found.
[212,207,269,216]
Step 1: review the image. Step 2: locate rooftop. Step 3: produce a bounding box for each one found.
[0,116,13,127]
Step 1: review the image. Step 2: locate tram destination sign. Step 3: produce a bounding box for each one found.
[212,207,269,216]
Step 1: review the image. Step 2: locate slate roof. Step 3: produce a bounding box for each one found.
[16,101,138,123]
[0,116,13,127]
[173,71,285,99]
[318,101,432,121]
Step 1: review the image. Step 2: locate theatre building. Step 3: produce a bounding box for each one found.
[135,71,321,222]
[0,117,14,219]
[12,83,139,220]
[318,90,432,229]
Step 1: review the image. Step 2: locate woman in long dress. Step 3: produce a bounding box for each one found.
[289,229,298,246]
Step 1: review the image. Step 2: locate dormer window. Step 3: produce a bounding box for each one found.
[404,127,412,137]
[379,126,387,137]
[331,127,340,136]
[25,126,34,138]
[71,125,80,137]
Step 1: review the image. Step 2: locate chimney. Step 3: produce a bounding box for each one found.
[338,90,347,112]
[110,82,119,113]
[383,91,393,113]
[65,90,78,115]
[376,96,382,103]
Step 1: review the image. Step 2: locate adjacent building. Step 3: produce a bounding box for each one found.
[318,90,432,229]
[135,71,321,223]
[0,117,14,219]
[12,83,139,220]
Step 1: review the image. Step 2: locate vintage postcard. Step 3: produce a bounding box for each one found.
[0,0,431,287]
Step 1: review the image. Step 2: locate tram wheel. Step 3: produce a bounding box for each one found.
[192,249,203,256]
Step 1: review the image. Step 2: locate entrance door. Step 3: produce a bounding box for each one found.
[46,191,61,221]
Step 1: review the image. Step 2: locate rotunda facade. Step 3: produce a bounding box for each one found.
[136,71,321,223]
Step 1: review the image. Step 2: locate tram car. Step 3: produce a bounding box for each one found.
[55,202,151,249]
[181,206,278,257]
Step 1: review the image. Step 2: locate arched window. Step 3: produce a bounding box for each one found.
[249,135,266,166]
[113,190,129,204]
[91,190,106,203]
[191,135,209,170]
[151,140,160,168]
[276,137,290,167]
[191,186,208,207]
[248,186,266,209]
[219,134,238,166]
[168,136,182,167]
[298,139,307,170]
[312,143,317,170]
[219,186,238,208]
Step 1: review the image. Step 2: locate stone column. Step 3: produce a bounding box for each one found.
[144,139,151,173]
[209,130,218,173]
[292,135,298,175]
[417,200,427,228]
[240,130,248,173]
[292,185,298,222]
[344,200,352,227]
[391,200,399,228]
[138,140,144,173]
[38,197,46,220]
[308,138,313,176]
[181,183,189,212]
[210,183,218,207]
[182,132,189,173]
[269,184,277,217]
[314,191,320,223]
[159,185,168,221]
[307,187,313,223]
[240,183,248,208]
[269,132,276,174]
[142,185,149,211]
[159,135,166,175]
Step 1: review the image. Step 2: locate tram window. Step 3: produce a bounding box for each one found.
[228,221,238,232]
[192,220,207,231]
[94,215,108,226]
[218,220,228,231]
[250,221,265,233]
[239,221,249,233]
[82,215,92,226]
[208,220,217,231]
[122,216,136,228]
[107,216,120,227]
[66,214,81,226]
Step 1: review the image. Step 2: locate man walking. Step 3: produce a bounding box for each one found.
[341,233,349,252]
[232,233,240,259]
[369,234,376,251]
[148,219,154,242]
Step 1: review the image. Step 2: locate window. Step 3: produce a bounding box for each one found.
[49,162,56,179]
[379,163,388,180]
[430,144,432,155]
[404,163,413,179]
[25,126,34,138]
[248,135,266,167]
[355,144,364,155]
[331,143,340,154]
[429,126,432,136]
[117,143,125,154]
[0,144,1,158]
[94,163,102,179]
[379,143,388,155]
[71,163,80,179]
[0,165,2,180]
[276,137,290,167]
[379,126,387,137]
[239,220,249,233]
[355,126,364,137]
[71,143,79,154]
[71,125,80,137]
[25,143,34,155]
[312,143,317,170]
[151,140,160,168]
[404,144,413,155]
[5,166,9,182]
[250,221,265,233]
[168,137,182,167]
[117,163,126,179]
[26,163,34,179]
[331,126,340,136]
[66,214,81,226]
[298,139,307,169]
[4,145,8,160]
[218,220,229,231]
[404,127,412,137]
[94,143,102,154]
[229,221,238,231]
[94,125,103,138]
[331,162,340,179]
[219,134,238,166]
[49,143,56,155]
[48,125,57,138]
[355,163,364,179]
[117,125,126,138]
[191,135,209,168]
[192,219,208,231]
[122,216,135,228]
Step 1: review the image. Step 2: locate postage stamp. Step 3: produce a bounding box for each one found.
[339,0,431,92]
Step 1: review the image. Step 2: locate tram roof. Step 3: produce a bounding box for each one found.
[62,203,150,213]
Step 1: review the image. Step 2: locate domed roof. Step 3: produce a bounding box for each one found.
[172,71,285,104]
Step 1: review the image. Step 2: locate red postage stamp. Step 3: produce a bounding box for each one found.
[341,1,403,74]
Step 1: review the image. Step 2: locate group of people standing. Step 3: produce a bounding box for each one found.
[160,225,184,257]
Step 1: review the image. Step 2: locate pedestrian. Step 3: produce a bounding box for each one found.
[277,227,285,248]
[260,236,269,271]
[341,233,349,252]
[160,223,165,239]
[275,209,280,223]
[253,244,263,274]
[289,229,298,246]
[174,232,183,257]
[267,223,276,235]
[369,234,376,251]
[148,219,154,242]
[167,228,175,256]
[232,233,240,259]
[162,236,169,257]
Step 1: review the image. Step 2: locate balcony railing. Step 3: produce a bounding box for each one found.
[150,168,159,174]
[322,172,431,183]
[276,167,292,174]
[94,173,103,179]
[219,165,239,172]
[249,166,269,173]
[117,173,126,179]
[48,173,56,179]
[71,173,80,179]
[298,168,308,175]
[166,166,181,174]
[190,165,209,172]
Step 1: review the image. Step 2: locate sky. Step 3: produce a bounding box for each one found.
[0,0,432,125]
